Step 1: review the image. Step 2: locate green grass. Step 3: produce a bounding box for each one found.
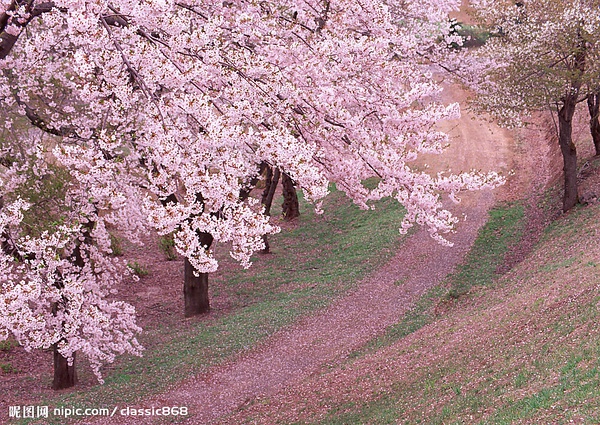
[216,188,407,300]
[127,261,149,277]
[158,233,177,261]
[457,24,491,48]
[15,185,407,424]
[480,340,600,424]
[1,362,17,373]
[448,21,491,49]
[474,255,600,425]
[446,201,526,298]
[303,395,400,425]
[109,233,124,257]
[0,339,18,351]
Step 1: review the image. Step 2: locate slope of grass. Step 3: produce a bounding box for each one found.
[347,201,527,361]
[446,201,526,297]
[12,186,408,425]
[292,201,600,425]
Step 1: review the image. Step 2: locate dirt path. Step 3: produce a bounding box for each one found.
[92,82,525,425]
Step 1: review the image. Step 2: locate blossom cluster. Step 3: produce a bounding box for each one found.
[467,0,600,125]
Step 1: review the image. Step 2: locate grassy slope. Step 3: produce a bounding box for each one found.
[12,186,407,425]
[285,200,600,424]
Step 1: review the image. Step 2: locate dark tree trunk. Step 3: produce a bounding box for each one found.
[184,259,210,316]
[281,172,300,221]
[260,166,281,253]
[587,92,600,156]
[261,234,270,254]
[556,30,585,212]
[159,194,211,316]
[52,345,77,390]
[558,96,579,212]
[261,167,281,216]
[183,232,213,317]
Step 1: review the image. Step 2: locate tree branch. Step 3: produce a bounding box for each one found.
[0,1,58,60]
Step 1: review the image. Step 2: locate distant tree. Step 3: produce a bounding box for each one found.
[469,0,600,211]
[587,91,600,155]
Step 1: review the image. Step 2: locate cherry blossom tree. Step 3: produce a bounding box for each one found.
[1,0,503,331]
[0,133,144,389]
[468,0,600,211]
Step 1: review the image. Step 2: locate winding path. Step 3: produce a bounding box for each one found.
[97,83,523,424]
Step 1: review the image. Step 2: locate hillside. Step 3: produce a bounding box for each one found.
[2,1,600,424]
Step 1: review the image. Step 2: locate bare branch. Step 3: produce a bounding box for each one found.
[175,2,208,20]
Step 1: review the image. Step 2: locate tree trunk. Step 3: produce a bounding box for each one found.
[52,345,77,390]
[558,97,579,212]
[260,166,281,253]
[183,232,213,317]
[281,172,300,220]
[587,92,600,156]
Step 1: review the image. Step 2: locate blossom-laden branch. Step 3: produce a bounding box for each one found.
[2,0,504,271]
[0,1,56,60]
